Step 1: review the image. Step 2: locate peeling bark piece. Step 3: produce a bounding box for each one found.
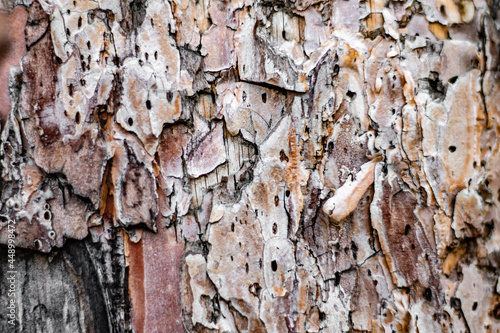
[234,13,307,92]
[323,159,378,224]
[440,40,480,82]
[371,165,439,288]
[422,70,483,214]
[436,0,475,24]
[117,58,182,154]
[456,263,496,331]
[157,124,191,179]
[221,81,286,145]
[186,122,226,178]
[200,0,235,71]
[206,198,265,331]
[113,139,158,231]
[452,189,487,238]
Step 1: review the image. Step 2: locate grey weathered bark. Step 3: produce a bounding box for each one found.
[0,0,499,332]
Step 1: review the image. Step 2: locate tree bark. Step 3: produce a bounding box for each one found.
[0,0,499,332]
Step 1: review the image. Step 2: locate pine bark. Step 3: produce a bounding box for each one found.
[0,0,499,332]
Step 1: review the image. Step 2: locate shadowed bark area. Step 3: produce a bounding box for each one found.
[0,235,130,333]
[0,0,499,332]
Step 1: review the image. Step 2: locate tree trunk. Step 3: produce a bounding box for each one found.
[0,0,499,332]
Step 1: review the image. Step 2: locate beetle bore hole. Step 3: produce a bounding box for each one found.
[262,93,267,103]
[405,224,410,235]
[448,146,456,152]
[128,118,133,126]
[272,223,277,234]
[271,260,277,271]
[75,112,80,124]
[424,288,432,302]
[146,100,151,110]
[44,211,51,220]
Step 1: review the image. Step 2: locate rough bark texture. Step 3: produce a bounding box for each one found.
[0,0,499,332]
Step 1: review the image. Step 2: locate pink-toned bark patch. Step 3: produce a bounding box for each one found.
[0,6,27,125]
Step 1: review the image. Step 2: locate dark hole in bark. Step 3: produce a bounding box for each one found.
[44,211,51,220]
[333,64,339,76]
[449,76,458,84]
[271,260,277,271]
[285,190,290,197]
[448,146,456,152]
[472,302,478,311]
[405,224,411,235]
[231,223,235,232]
[146,100,152,110]
[334,272,340,286]
[351,241,358,261]
[424,288,432,302]
[245,263,249,274]
[327,142,334,154]
[75,112,80,124]
[262,92,267,103]
[280,150,289,162]
[273,223,277,234]
[491,303,500,319]
[128,118,133,126]
[346,90,356,99]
